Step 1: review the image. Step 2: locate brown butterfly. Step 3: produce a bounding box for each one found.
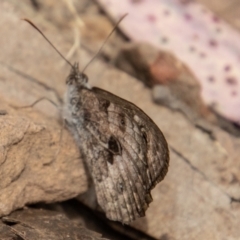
[24,17,169,223]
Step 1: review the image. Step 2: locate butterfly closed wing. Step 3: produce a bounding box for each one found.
[63,63,169,223]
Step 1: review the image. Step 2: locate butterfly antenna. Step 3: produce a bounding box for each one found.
[23,18,74,68]
[82,13,128,73]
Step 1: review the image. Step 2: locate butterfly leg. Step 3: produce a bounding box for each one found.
[11,97,59,110]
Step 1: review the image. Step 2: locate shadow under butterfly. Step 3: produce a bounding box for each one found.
[23,15,169,224]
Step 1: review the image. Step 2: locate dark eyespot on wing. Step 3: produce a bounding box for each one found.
[98,99,110,113]
[107,151,114,164]
[83,109,91,122]
[118,112,126,132]
[140,127,148,145]
[108,135,122,155]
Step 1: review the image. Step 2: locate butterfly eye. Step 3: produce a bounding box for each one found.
[108,135,122,156]
[66,76,72,84]
[81,73,88,84]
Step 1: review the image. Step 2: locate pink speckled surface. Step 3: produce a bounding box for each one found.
[97,0,240,125]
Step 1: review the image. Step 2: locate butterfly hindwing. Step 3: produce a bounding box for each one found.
[79,87,168,222]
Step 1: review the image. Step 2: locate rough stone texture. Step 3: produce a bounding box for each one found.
[0,106,87,216]
[0,0,239,240]
[0,0,88,217]
[0,208,109,240]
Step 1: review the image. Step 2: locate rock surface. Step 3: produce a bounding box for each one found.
[0,208,108,240]
[0,0,239,239]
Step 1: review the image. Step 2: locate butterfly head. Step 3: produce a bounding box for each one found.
[66,62,88,87]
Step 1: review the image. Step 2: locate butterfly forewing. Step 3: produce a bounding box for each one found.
[64,73,169,223]
[93,87,169,186]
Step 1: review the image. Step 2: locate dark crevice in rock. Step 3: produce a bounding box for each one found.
[194,123,216,140]
[170,145,236,203]
[30,0,41,10]
[170,146,208,179]
[9,167,25,186]
[230,197,240,204]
